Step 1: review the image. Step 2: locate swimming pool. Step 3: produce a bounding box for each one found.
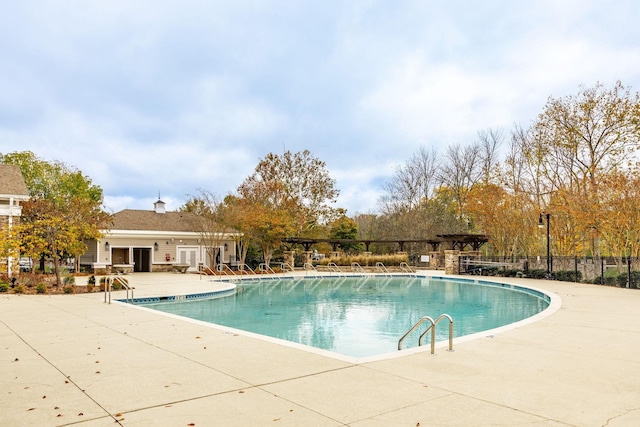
[139,275,552,359]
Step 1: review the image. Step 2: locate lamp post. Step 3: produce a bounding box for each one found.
[538,213,551,277]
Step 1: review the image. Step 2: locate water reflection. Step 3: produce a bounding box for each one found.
[146,277,548,358]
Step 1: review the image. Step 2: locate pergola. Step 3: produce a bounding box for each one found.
[281,234,488,252]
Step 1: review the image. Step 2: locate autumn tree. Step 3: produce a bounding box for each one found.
[219,194,256,269]
[180,190,232,268]
[246,150,340,237]
[1,151,109,284]
[236,179,296,266]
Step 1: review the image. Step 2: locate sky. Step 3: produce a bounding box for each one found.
[2,1,640,215]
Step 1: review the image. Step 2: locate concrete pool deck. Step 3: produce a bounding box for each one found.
[1,272,640,426]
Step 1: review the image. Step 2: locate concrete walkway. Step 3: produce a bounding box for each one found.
[2,272,640,426]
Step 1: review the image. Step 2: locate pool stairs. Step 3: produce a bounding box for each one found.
[398,314,454,354]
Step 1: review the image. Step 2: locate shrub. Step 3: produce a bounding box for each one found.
[86,283,95,293]
[500,269,522,277]
[552,270,582,282]
[36,283,47,294]
[87,275,96,285]
[0,282,8,293]
[14,285,25,294]
[63,285,74,294]
[63,275,75,285]
[592,275,617,286]
[527,269,548,279]
[615,271,640,289]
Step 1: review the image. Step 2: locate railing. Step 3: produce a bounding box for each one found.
[104,275,134,304]
[398,314,454,355]
[217,263,237,276]
[351,262,366,273]
[237,264,257,275]
[400,262,414,273]
[375,262,390,274]
[304,262,319,273]
[280,262,295,273]
[327,262,345,275]
[258,263,277,274]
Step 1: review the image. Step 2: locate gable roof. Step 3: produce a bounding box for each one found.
[0,164,29,198]
[110,209,198,232]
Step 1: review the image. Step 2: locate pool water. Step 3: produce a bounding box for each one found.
[142,276,550,358]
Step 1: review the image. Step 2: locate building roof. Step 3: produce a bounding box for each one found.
[110,209,199,232]
[0,164,29,198]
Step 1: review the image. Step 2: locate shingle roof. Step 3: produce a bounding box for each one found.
[111,209,198,232]
[0,164,29,197]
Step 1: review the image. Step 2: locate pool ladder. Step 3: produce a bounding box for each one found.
[398,314,454,354]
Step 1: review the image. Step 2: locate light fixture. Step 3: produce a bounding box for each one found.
[224,243,228,250]
[154,242,159,251]
[105,241,110,250]
[539,213,551,276]
[170,238,174,243]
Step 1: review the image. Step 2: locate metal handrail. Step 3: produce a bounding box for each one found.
[280,262,295,272]
[398,314,454,354]
[217,263,236,275]
[375,262,390,274]
[237,263,257,275]
[351,262,366,273]
[258,263,277,274]
[400,262,414,273]
[104,275,134,304]
[327,262,342,272]
[418,314,454,354]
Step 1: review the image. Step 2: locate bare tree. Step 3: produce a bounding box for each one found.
[379,146,439,214]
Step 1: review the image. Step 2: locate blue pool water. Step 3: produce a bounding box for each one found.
[141,276,549,358]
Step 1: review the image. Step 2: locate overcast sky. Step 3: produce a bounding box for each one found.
[2,1,639,215]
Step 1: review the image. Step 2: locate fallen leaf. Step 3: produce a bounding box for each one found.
[54,406,59,410]
[57,414,63,417]
[14,358,19,362]
[238,390,245,394]
[42,396,46,399]
[273,418,281,421]
[78,412,84,416]
[195,336,201,339]
[95,360,100,363]
[27,408,35,411]
[95,371,101,374]
[188,424,195,426]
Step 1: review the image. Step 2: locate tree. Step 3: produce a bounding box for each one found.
[533,81,640,192]
[236,179,296,266]
[328,214,361,254]
[219,194,255,269]
[1,151,109,284]
[180,190,232,269]
[245,150,340,237]
[379,146,439,214]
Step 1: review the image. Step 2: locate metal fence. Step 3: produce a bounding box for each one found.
[459,255,640,288]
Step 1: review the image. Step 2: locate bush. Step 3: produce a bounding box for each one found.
[615,271,640,289]
[552,270,582,282]
[500,269,522,277]
[36,283,47,294]
[0,282,8,293]
[525,269,547,279]
[14,285,25,294]
[63,285,74,294]
[63,275,75,285]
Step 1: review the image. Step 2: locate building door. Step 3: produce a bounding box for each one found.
[178,247,199,272]
[133,248,151,272]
